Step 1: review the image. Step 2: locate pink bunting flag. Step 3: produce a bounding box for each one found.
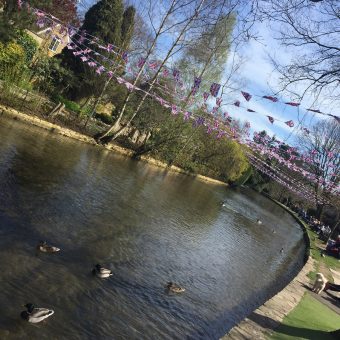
[203,92,209,102]
[267,116,274,124]
[149,61,158,70]
[183,111,191,121]
[216,97,222,107]
[67,44,75,50]
[107,71,114,78]
[137,58,146,68]
[87,61,97,67]
[96,66,105,74]
[80,56,88,62]
[122,51,128,63]
[171,105,178,115]
[234,100,240,107]
[263,95,278,102]
[285,102,300,107]
[125,82,135,91]
[106,44,114,53]
[285,120,294,127]
[241,91,252,101]
[162,68,169,77]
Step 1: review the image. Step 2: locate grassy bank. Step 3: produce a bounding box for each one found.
[271,293,340,340]
[267,199,340,339]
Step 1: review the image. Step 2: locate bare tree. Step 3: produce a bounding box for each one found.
[257,0,340,103]
[298,119,340,218]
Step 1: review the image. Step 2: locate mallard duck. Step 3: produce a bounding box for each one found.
[21,303,54,323]
[166,282,185,293]
[37,241,60,253]
[92,264,112,278]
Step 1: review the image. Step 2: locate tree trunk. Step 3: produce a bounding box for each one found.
[316,203,324,220]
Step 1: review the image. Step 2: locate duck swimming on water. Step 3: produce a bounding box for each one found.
[166,282,185,293]
[37,241,60,253]
[256,219,262,225]
[21,303,54,323]
[92,264,113,278]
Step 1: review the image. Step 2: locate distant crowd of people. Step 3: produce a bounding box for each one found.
[289,204,333,241]
[287,203,340,258]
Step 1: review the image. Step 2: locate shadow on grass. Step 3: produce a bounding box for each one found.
[274,324,337,340]
[248,312,337,340]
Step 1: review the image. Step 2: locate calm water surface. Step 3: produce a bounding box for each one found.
[0,117,305,339]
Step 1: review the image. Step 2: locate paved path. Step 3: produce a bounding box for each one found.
[222,257,314,340]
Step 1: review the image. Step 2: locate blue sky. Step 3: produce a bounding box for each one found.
[220,19,335,144]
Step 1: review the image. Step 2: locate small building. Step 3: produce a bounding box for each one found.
[26,24,70,57]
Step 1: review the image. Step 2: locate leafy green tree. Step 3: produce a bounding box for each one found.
[178,14,235,99]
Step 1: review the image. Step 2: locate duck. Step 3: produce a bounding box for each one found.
[21,303,54,323]
[37,241,60,253]
[92,264,113,278]
[166,282,185,293]
[280,248,284,253]
[256,219,262,225]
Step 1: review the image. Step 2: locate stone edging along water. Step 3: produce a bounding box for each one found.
[221,194,313,340]
[0,105,226,186]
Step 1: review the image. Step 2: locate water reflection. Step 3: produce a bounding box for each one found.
[0,117,305,339]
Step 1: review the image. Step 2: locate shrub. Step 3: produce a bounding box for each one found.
[0,41,27,83]
[53,94,81,113]
[15,30,38,63]
[95,112,113,124]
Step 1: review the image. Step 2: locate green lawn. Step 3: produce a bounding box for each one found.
[270,293,340,340]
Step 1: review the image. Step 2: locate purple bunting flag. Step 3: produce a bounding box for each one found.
[210,83,221,97]
[183,111,192,121]
[171,105,178,115]
[263,95,278,102]
[285,120,294,127]
[285,102,300,107]
[267,116,274,124]
[241,91,252,101]
[137,58,146,68]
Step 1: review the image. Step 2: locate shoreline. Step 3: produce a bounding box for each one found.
[0,104,227,187]
[222,196,313,339]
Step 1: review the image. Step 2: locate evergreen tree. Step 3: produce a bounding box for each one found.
[57,0,135,101]
[81,0,124,45]
[121,6,136,49]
